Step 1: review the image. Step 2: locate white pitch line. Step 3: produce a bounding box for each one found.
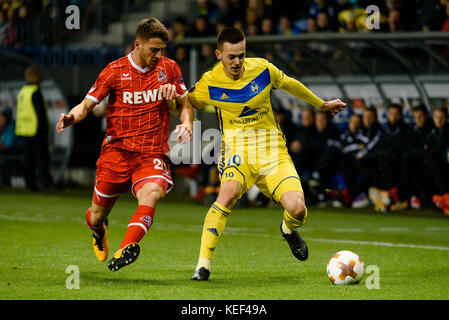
[332,228,364,233]
[378,227,410,232]
[1,214,448,252]
[221,229,449,252]
[305,237,449,252]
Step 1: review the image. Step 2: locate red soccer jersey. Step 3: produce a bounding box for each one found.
[86,53,187,154]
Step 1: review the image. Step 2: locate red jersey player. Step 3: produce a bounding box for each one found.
[56,18,194,271]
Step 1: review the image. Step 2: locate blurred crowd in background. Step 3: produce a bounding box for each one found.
[179,102,449,215]
[1,0,449,47]
[1,0,449,216]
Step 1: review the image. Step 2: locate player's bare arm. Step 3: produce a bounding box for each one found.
[56,98,97,133]
[158,83,179,100]
[174,95,194,144]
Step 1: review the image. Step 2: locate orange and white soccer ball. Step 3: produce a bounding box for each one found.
[327,250,364,285]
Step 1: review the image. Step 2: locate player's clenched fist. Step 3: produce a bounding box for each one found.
[159,83,179,100]
[56,113,74,133]
[321,99,347,116]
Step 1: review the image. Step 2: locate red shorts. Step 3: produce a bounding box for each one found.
[92,146,173,207]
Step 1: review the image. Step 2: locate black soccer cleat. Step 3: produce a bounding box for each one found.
[107,242,140,272]
[191,267,210,281]
[280,223,309,261]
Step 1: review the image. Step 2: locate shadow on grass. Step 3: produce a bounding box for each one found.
[80,269,305,290]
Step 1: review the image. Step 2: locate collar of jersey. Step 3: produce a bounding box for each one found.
[128,52,149,73]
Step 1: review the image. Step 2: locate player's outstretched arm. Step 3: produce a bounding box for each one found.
[174,95,194,144]
[278,74,346,116]
[56,98,97,133]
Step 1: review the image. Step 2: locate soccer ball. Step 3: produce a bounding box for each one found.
[327,250,364,285]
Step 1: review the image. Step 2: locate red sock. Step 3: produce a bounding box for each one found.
[86,208,105,237]
[388,188,399,204]
[120,205,155,249]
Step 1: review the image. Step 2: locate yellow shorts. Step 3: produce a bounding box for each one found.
[218,148,303,203]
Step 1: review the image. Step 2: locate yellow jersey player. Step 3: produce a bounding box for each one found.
[188,28,346,281]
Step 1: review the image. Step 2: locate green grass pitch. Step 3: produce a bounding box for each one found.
[1,188,448,300]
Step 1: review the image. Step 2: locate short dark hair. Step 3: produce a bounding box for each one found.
[136,17,168,42]
[412,104,428,115]
[217,27,245,50]
[364,106,378,119]
[434,106,448,118]
[388,103,403,114]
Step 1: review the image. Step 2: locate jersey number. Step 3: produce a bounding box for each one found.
[153,158,168,173]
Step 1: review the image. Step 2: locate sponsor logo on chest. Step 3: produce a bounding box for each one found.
[123,89,164,104]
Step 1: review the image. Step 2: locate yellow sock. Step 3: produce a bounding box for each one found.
[198,202,231,265]
[282,207,307,234]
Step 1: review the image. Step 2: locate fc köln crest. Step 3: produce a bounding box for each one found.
[158,70,167,82]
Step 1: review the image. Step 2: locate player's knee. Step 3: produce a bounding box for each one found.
[217,185,241,209]
[137,182,165,206]
[289,199,307,222]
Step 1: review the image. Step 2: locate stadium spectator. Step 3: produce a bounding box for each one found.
[376,104,410,189]
[15,65,53,191]
[429,107,449,214]
[335,107,383,208]
[320,113,364,206]
[246,22,259,36]
[0,108,15,151]
[0,107,22,186]
[307,16,318,33]
[289,108,320,199]
[373,106,449,214]
[195,0,219,24]
[233,20,244,31]
[171,17,188,41]
[227,0,247,26]
[308,0,341,31]
[260,16,275,35]
[275,107,298,147]
[309,110,341,202]
[278,16,299,35]
[200,43,216,67]
[246,0,264,26]
[213,0,234,27]
[189,16,215,38]
[419,0,448,32]
[316,11,331,32]
[371,105,433,211]
[56,17,193,272]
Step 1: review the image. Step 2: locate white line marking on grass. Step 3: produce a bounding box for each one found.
[306,238,449,252]
[378,227,410,232]
[332,228,363,233]
[0,214,46,222]
[425,227,449,231]
[222,229,449,252]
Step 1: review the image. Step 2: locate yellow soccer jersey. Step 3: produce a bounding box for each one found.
[188,58,324,167]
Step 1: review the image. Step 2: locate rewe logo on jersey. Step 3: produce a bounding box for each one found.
[238,106,259,117]
[123,89,163,104]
